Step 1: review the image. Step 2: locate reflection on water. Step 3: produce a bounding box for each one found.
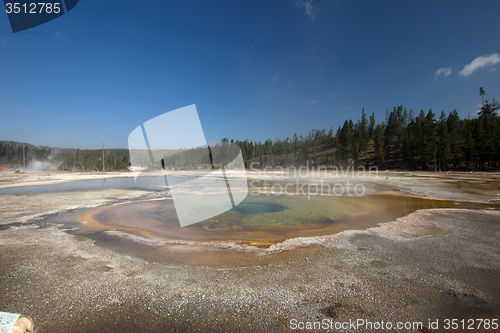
[0,176,211,194]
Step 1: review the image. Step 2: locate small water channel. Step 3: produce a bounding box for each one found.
[0,176,213,194]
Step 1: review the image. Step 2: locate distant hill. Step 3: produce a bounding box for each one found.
[1,141,36,148]
[0,141,72,152]
[0,140,131,171]
[0,141,125,154]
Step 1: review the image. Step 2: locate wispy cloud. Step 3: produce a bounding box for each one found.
[458,53,500,77]
[308,100,319,105]
[272,73,279,83]
[54,31,67,38]
[295,0,317,20]
[434,67,452,79]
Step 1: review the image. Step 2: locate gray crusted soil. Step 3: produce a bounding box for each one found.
[0,172,500,332]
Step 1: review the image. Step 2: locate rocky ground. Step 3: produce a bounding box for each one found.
[0,171,499,332]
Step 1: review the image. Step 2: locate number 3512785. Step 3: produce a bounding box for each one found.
[5,3,61,14]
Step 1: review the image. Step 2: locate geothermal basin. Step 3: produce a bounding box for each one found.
[42,176,500,267]
[1,171,500,332]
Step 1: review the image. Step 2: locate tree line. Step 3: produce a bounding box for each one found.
[2,87,498,172]
[0,142,131,172]
[232,87,500,171]
[59,148,131,171]
[0,142,50,166]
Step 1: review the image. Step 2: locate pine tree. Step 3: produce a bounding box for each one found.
[423,109,437,170]
[359,109,369,151]
[368,112,376,138]
[373,124,385,167]
[463,122,476,170]
[338,120,352,163]
[384,109,402,165]
[447,109,462,168]
[437,111,450,171]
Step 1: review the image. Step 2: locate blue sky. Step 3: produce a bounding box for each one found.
[1,0,499,149]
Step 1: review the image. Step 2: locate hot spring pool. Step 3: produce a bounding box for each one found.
[56,193,496,245]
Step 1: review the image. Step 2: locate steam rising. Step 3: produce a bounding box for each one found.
[26,154,62,172]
